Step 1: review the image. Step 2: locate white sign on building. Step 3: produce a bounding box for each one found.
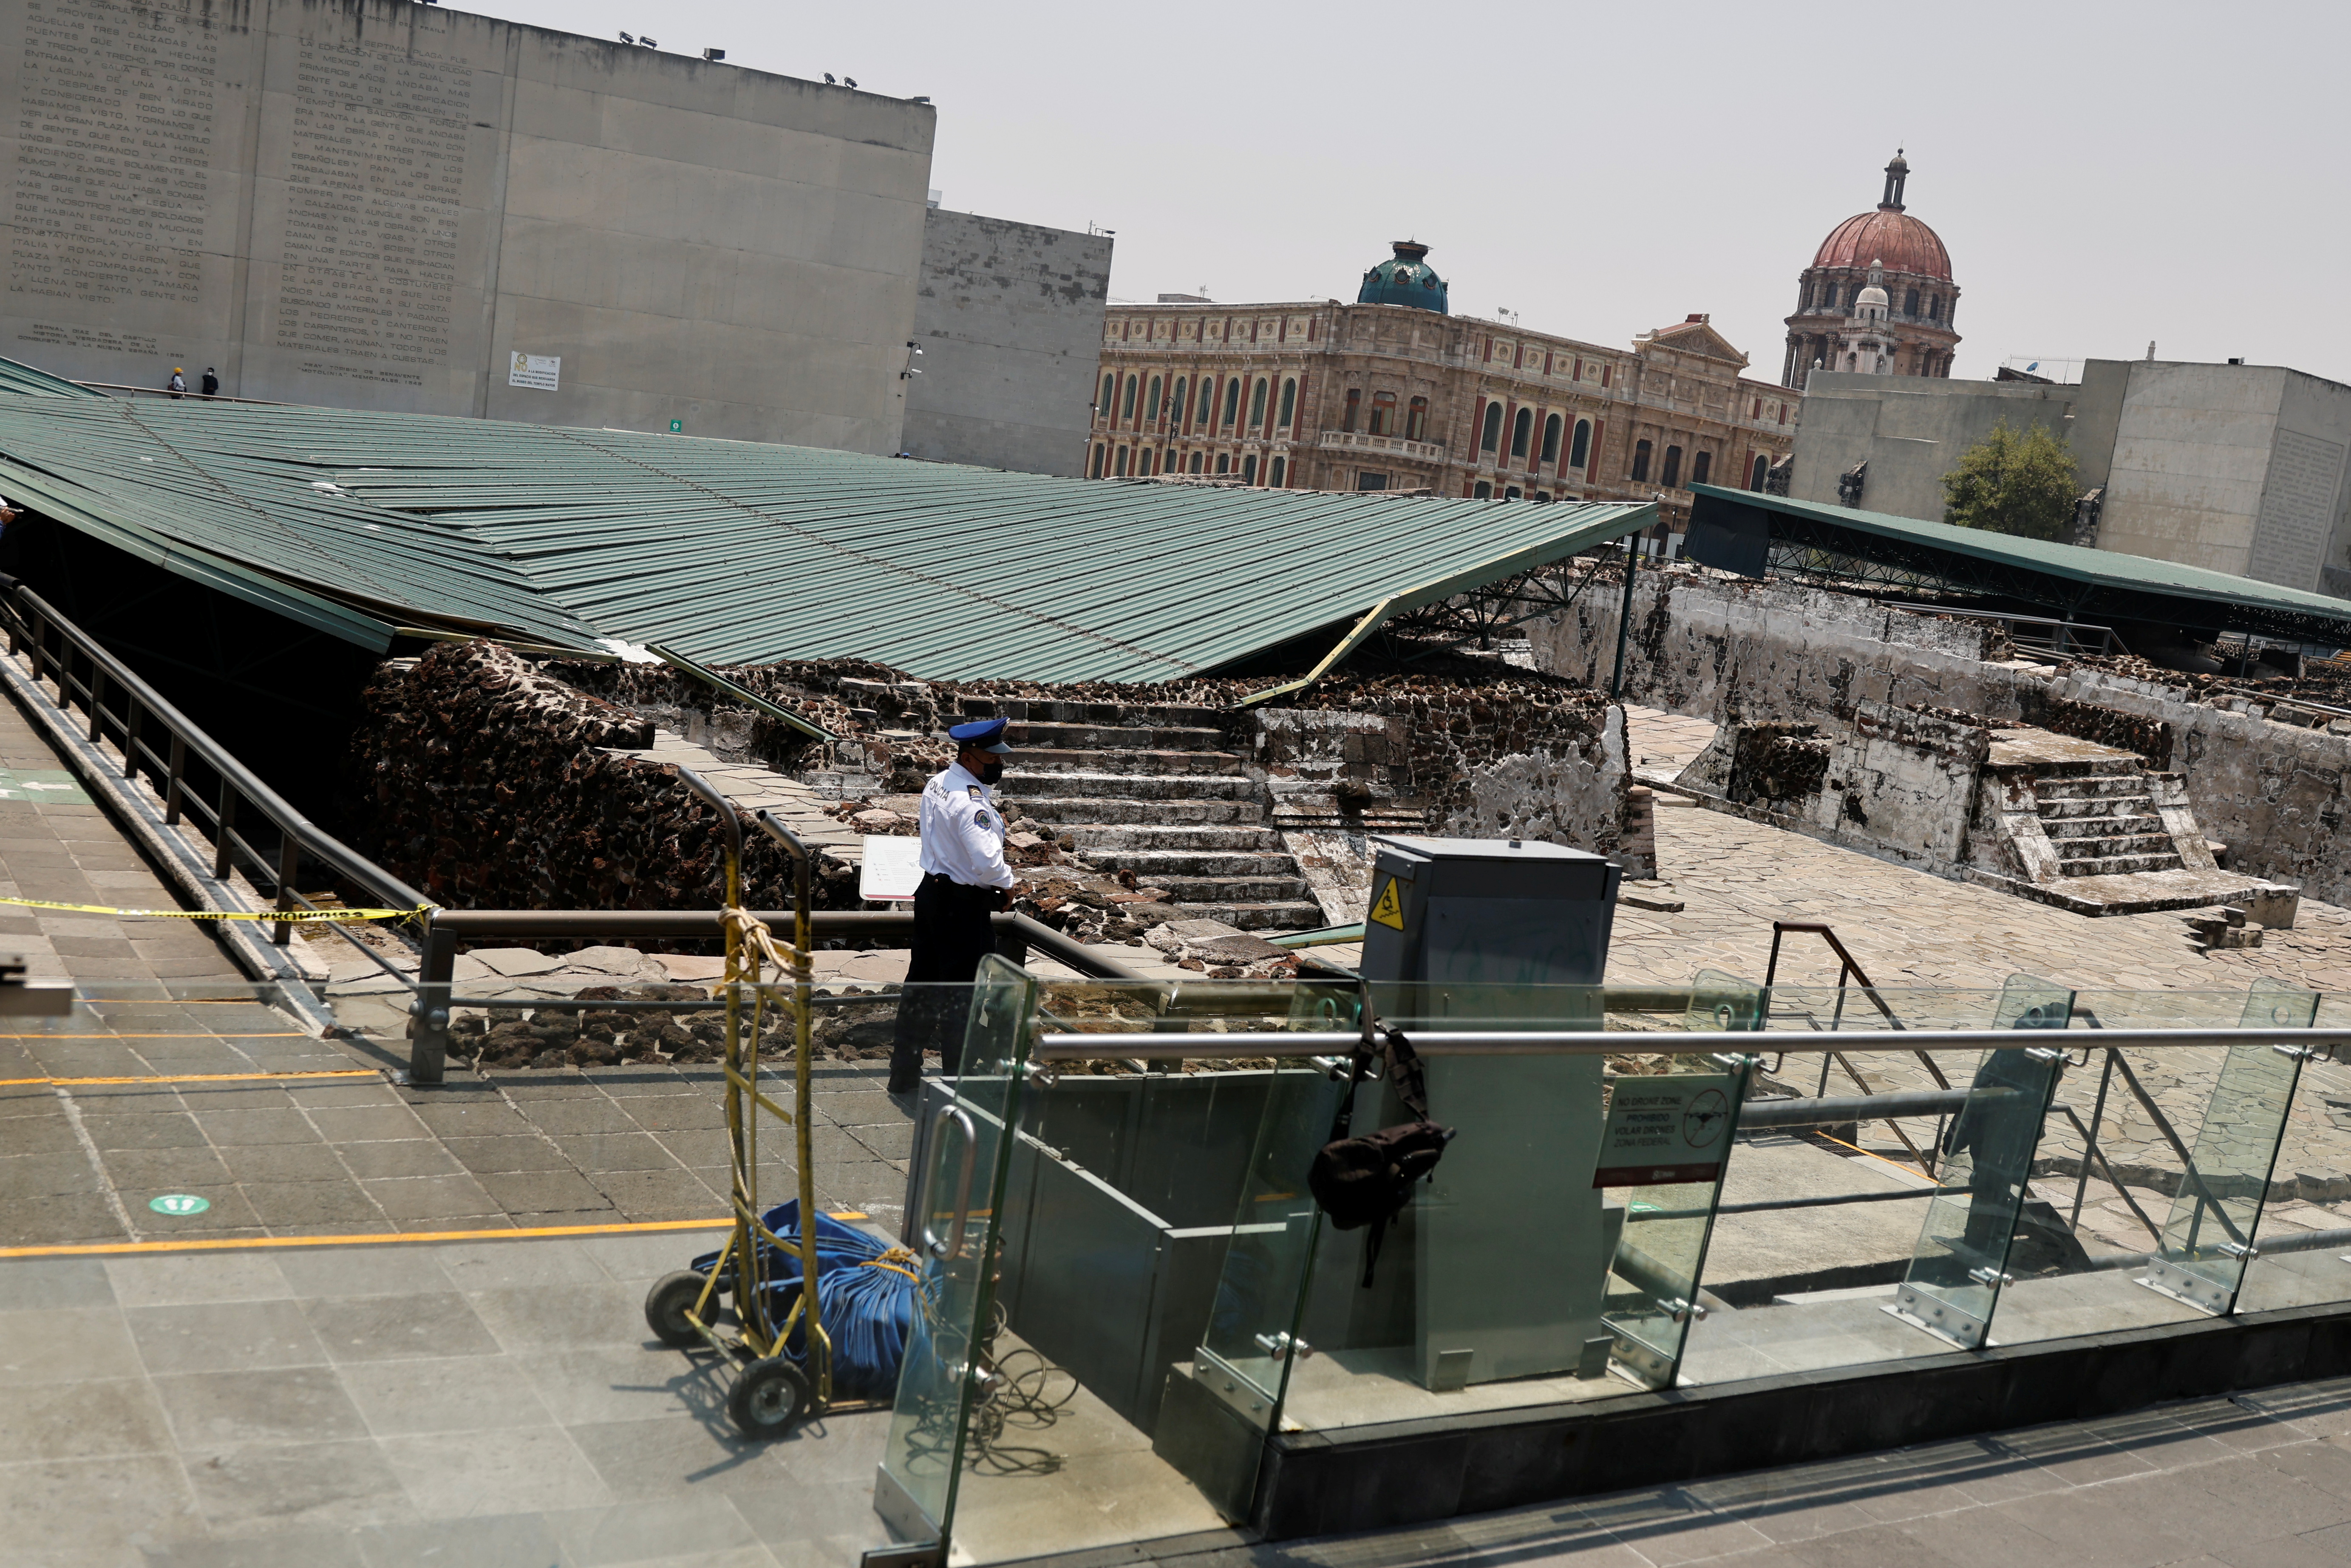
[508,352,561,391]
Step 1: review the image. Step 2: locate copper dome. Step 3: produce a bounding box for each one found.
[1812,208,1951,281]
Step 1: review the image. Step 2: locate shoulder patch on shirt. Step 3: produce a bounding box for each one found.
[974,810,993,831]
[967,785,984,801]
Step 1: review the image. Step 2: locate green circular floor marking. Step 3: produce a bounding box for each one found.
[149,1193,210,1216]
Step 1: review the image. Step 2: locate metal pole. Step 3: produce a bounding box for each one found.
[1609,525,1647,699]
[2069,1049,2119,1234]
[406,918,458,1085]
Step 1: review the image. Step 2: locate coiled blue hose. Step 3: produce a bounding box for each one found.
[691,1200,919,1398]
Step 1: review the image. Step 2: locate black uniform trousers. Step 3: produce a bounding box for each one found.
[889,872,1003,1090]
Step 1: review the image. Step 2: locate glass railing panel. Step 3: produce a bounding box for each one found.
[2136,981,2317,1313]
[2242,987,2351,1313]
[1598,971,1759,1388]
[878,959,1037,1559]
[1882,976,2072,1349]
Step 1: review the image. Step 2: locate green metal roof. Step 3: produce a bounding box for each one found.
[0,370,1654,682]
[1688,483,2351,643]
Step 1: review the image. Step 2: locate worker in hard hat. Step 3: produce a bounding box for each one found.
[888,716,1017,1095]
[166,368,185,399]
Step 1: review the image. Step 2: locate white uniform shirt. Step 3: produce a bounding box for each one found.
[916,761,1014,889]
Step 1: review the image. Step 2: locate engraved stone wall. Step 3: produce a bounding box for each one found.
[0,0,935,451]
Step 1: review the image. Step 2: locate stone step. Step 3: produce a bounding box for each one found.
[2037,795,2156,821]
[1065,824,1286,852]
[997,770,1258,801]
[2039,812,2164,839]
[964,697,1229,729]
[1006,721,1229,754]
[1080,848,1302,879]
[1128,873,1314,903]
[1169,900,1328,932]
[2034,773,2152,801]
[2058,852,2187,877]
[2047,832,2180,859]
[1002,747,1246,778]
[1011,794,1265,824]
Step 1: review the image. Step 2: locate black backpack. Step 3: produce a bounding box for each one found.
[1307,1000,1454,1285]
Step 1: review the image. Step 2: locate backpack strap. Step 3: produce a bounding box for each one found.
[1322,978,1379,1147]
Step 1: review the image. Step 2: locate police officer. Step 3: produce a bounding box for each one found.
[888,717,1017,1093]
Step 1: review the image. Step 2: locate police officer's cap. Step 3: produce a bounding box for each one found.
[948,717,1013,753]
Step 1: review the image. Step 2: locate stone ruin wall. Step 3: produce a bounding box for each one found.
[345,641,857,918]
[348,642,1634,933]
[1532,567,2351,907]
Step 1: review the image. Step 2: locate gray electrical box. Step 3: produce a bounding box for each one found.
[1358,835,1620,1390]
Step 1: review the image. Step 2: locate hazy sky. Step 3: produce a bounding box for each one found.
[485,0,2349,387]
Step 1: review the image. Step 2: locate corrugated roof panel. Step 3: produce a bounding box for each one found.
[1690,482,2351,636]
[0,375,1656,682]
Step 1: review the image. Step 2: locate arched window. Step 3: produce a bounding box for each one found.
[1661,445,1682,487]
[1342,389,1360,433]
[1120,375,1138,423]
[1088,444,1105,478]
[1242,453,1258,484]
[1821,282,1837,311]
[1927,296,1941,323]
[1114,446,1130,476]
[1405,396,1429,441]
[1569,419,1591,468]
[1503,485,1522,500]
[1631,439,1652,482]
[1222,378,1240,428]
[1270,456,1286,487]
[1369,391,1396,435]
[1277,378,1297,429]
[1215,453,1230,474]
[1198,378,1215,425]
[1249,379,1269,430]
[1189,452,1203,474]
[1903,287,1919,317]
[1099,374,1116,423]
[1479,402,1503,452]
[1510,407,1533,458]
[1170,377,1187,430]
[1540,413,1563,464]
[1691,450,1710,486]
[1146,376,1162,424]
[1473,480,1493,499]
[1750,453,1770,490]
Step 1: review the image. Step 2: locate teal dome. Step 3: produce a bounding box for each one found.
[1357,240,1448,314]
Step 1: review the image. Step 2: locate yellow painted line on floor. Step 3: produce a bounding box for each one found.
[0,1217,736,1259]
[1807,1127,1948,1187]
[0,1069,380,1087]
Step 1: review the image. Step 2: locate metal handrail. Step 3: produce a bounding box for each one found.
[1030,1024,2344,1061]
[0,575,433,968]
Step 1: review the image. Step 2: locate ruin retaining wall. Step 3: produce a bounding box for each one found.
[1533,569,2351,906]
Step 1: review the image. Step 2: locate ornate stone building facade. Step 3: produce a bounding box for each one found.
[1781,153,1961,387]
[1088,241,1796,524]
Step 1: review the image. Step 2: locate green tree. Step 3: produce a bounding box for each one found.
[1940,419,2079,541]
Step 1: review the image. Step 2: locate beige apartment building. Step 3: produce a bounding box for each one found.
[1089,241,1795,523]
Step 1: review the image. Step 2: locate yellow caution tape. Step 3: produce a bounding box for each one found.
[0,895,429,923]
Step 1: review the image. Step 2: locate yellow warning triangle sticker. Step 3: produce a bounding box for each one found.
[1368,878,1405,931]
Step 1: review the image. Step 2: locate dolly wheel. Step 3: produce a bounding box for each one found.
[645,1270,709,1348]
[729,1356,812,1438]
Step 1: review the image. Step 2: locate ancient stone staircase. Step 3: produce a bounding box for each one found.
[981,700,1325,931]
[2031,764,2187,879]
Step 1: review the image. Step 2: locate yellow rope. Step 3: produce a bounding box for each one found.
[860,1245,923,1283]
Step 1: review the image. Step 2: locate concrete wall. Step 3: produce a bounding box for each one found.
[1789,361,2351,598]
[1531,566,2351,906]
[903,209,1110,475]
[1789,373,2087,521]
[0,0,935,450]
